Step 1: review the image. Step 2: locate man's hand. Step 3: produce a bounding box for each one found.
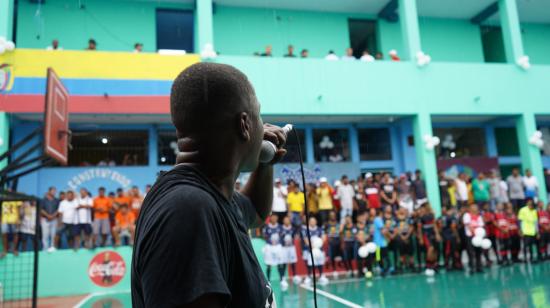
[262,123,287,164]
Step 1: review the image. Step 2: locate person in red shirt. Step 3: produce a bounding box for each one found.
[495,203,511,265]
[506,203,521,263]
[537,201,550,261]
[481,203,497,266]
[364,175,381,212]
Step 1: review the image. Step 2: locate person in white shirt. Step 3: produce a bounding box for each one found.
[462,203,484,273]
[75,188,93,249]
[57,190,79,249]
[341,48,356,61]
[272,178,288,222]
[325,50,339,61]
[360,50,375,62]
[46,39,63,51]
[336,175,355,223]
[455,173,469,208]
[522,169,539,200]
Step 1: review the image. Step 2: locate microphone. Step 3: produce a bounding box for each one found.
[259,124,293,163]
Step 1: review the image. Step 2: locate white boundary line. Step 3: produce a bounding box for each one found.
[73,290,130,308]
[300,284,363,308]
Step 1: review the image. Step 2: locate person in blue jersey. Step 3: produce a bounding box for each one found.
[382,205,398,273]
[356,212,375,278]
[301,216,328,285]
[439,206,462,271]
[340,215,358,275]
[262,214,283,281]
[395,208,415,273]
[373,208,390,276]
[279,216,298,288]
[325,211,342,273]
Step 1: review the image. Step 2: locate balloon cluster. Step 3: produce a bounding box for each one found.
[416,51,432,67]
[529,130,544,149]
[472,227,492,250]
[0,37,16,55]
[441,134,456,150]
[357,242,377,258]
[319,135,334,149]
[516,55,530,70]
[423,134,440,151]
[200,43,217,59]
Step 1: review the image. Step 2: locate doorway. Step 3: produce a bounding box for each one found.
[348,19,378,59]
[156,9,194,52]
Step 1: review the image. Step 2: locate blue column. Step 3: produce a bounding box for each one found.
[390,126,404,174]
[148,126,158,167]
[349,127,360,163]
[499,0,524,63]
[398,0,422,61]
[305,127,315,164]
[484,125,498,157]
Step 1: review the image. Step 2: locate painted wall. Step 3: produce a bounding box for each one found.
[418,18,484,62]
[16,0,193,52]
[213,6,354,58]
[521,23,550,65]
[377,19,404,58]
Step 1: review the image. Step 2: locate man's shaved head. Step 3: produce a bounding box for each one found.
[170,62,258,139]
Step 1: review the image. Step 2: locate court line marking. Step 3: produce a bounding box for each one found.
[73,290,130,308]
[300,284,363,308]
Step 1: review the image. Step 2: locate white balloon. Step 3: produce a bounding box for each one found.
[481,238,492,250]
[5,41,14,51]
[0,36,6,45]
[312,248,323,260]
[423,134,432,142]
[0,45,5,55]
[426,143,434,150]
[366,242,377,254]
[358,245,369,258]
[472,236,483,247]
[474,227,486,238]
[534,131,543,138]
[432,136,440,146]
[535,139,544,149]
[311,236,323,249]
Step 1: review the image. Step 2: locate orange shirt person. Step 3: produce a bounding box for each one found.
[93,187,113,247]
[113,204,136,246]
[114,188,131,212]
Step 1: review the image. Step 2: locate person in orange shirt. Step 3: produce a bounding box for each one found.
[129,186,143,218]
[114,188,131,213]
[113,204,136,246]
[93,187,113,247]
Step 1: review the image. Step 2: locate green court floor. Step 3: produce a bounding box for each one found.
[77,262,550,308]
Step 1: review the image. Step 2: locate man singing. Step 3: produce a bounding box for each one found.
[131,62,287,307]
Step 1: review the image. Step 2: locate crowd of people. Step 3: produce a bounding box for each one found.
[261,168,550,290]
[0,185,151,257]
[254,44,401,62]
[46,38,144,53]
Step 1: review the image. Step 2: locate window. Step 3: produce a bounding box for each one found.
[358,128,392,161]
[495,127,519,156]
[480,26,506,63]
[156,9,194,52]
[280,129,306,163]
[68,130,148,166]
[434,128,487,159]
[313,129,350,162]
[158,130,178,165]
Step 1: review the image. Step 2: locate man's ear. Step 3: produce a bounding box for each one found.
[239,112,251,141]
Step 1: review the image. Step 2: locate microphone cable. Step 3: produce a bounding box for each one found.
[292,129,318,308]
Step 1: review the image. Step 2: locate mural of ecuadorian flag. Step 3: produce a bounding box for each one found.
[0,49,199,114]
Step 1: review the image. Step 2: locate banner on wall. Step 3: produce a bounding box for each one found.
[437,157,499,179]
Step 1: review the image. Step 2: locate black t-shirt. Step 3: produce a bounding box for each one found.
[131,165,274,308]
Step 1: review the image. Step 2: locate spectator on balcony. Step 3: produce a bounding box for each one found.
[134,43,143,53]
[325,50,339,61]
[40,187,59,252]
[284,45,296,58]
[113,203,136,246]
[260,45,273,57]
[360,50,375,62]
[375,52,383,60]
[46,39,62,51]
[389,50,400,61]
[300,49,309,58]
[75,188,93,249]
[86,39,97,51]
[341,48,356,61]
[93,187,112,247]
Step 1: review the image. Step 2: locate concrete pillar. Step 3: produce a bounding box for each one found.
[0,0,14,40]
[305,127,314,164]
[349,127,360,163]
[515,113,547,204]
[194,0,214,54]
[499,0,524,63]
[413,113,441,215]
[148,126,158,167]
[0,112,9,169]
[398,0,422,61]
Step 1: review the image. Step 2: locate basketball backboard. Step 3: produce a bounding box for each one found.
[44,68,69,165]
